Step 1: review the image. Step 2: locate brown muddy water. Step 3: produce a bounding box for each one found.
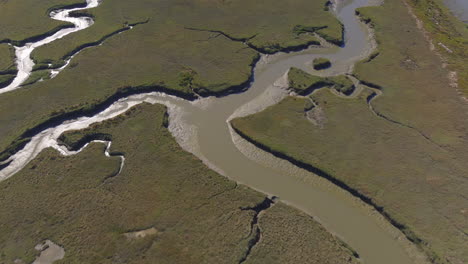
[444,0,468,23]
[0,0,431,263]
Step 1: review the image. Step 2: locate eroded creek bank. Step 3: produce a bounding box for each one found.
[0,0,431,263]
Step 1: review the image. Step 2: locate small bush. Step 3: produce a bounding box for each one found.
[313,57,332,70]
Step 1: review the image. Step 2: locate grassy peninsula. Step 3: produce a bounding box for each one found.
[288,67,355,95]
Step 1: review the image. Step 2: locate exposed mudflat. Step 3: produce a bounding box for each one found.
[124,227,159,239]
[32,240,65,264]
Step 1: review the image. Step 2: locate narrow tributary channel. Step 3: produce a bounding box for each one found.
[0,0,430,263]
[0,0,100,94]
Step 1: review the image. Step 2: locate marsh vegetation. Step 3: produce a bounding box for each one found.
[0,0,466,263]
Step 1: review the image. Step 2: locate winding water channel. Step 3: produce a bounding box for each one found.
[0,0,432,263]
[0,0,100,94]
